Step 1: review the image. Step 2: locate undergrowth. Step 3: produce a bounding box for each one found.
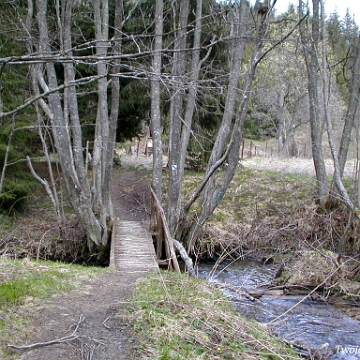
[182,164,360,257]
[122,271,299,360]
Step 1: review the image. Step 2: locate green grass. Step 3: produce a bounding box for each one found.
[0,258,107,359]
[0,271,70,308]
[181,166,317,248]
[121,271,299,360]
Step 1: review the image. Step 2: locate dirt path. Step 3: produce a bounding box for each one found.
[16,272,141,360]
[12,169,152,360]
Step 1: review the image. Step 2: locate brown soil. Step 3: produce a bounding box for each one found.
[111,168,151,221]
[9,167,152,360]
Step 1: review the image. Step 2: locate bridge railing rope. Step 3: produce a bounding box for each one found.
[150,186,181,273]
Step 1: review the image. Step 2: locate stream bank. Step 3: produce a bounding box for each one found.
[198,260,360,359]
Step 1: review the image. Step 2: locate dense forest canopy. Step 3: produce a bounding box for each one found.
[0,0,359,255]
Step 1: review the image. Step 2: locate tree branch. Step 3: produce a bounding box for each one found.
[0,74,105,120]
[256,12,309,66]
[7,314,84,351]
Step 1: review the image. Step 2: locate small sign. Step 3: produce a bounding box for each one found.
[215,192,224,202]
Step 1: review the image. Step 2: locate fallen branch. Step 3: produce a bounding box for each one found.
[7,334,78,351]
[7,314,84,351]
[103,315,111,329]
[173,239,195,277]
[216,283,261,303]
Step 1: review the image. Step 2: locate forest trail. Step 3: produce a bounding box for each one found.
[13,170,153,360]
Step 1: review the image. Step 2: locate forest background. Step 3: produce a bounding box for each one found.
[0,0,360,262]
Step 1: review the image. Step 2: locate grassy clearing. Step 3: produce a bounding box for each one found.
[0,258,107,359]
[122,271,299,360]
[182,163,360,254]
[182,165,319,254]
[213,166,315,224]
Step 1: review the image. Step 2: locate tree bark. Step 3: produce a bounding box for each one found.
[299,0,329,205]
[167,0,190,234]
[92,0,110,244]
[151,0,164,200]
[337,34,360,178]
[105,0,123,223]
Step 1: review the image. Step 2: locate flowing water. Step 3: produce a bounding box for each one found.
[198,260,360,359]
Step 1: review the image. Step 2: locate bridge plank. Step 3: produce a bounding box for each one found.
[110,219,159,273]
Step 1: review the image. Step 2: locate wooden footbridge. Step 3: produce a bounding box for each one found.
[109,187,181,273]
[109,220,159,272]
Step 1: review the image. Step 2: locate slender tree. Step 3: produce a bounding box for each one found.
[182,0,274,251]
[151,0,164,200]
[337,34,360,178]
[299,0,329,205]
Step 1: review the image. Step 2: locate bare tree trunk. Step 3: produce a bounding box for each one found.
[168,0,206,236]
[337,34,360,177]
[205,3,246,174]
[0,116,15,196]
[195,1,247,227]
[167,0,190,234]
[105,0,123,223]
[92,0,110,244]
[277,88,288,156]
[299,0,329,205]
[151,0,164,200]
[184,0,271,251]
[62,0,88,195]
[35,0,102,248]
[23,0,64,229]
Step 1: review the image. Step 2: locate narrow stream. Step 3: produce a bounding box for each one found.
[198,260,360,359]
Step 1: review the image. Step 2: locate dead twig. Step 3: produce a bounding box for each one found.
[216,283,262,302]
[7,314,84,351]
[103,315,111,329]
[7,334,78,351]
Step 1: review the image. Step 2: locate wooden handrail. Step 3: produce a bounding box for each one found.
[150,186,181,273]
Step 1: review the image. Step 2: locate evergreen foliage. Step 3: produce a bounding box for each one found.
[0,146,38,213]
[0,0,359,214]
